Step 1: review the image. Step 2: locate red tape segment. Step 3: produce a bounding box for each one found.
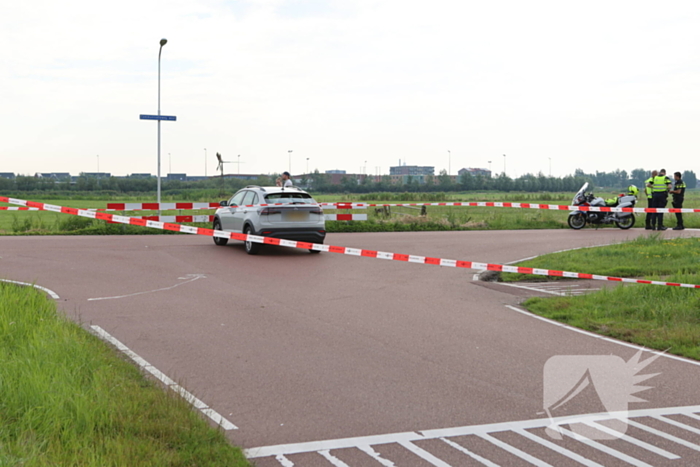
[2,195,698,290]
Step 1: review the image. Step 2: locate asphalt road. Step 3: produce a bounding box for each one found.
[2,228,700,466]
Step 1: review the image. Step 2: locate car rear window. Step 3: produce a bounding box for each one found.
[265,193,315,205]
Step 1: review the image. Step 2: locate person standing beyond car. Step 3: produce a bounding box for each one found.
[644,170,657,230]
[648,168,672,230]
[670,171,686,230]
[282,171,293,187]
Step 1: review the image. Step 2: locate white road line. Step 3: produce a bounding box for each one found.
[624,418,700,452]
[87,274,205,301]
[653,415,700,435]
[582,421,679,459]
[318,450,351,467]
[90,325,237,430]
[505,305,700,368]
[439,437,499,467]
[557,427,654,467]
[513,428,605,467]
[682,412,700,422]
[246,405,700,459]
[498,282,569,296]
[397,441,452,467]
[276,454,295,466]
[356,445,396,466]
[0,278,60,299]
[477,432,554,467]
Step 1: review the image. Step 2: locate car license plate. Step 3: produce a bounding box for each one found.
[283,211,308,221]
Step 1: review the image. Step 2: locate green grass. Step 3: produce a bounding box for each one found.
[502,234,700,282]
[0,282,250,467]
[506,236,700,360]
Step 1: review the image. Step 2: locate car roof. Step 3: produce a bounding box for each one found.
[240,186,310,195]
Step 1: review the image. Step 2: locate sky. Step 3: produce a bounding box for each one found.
[2,0,700,179]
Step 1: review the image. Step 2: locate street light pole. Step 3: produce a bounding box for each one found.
[238,155,241,174]
[503,154,506,177]
[157,38,167,211]
[488,160,492,175]
[306,157,309,174]
[97,155,99,173]
[204,148,207,177]
[288,150,293,173]
[548,157,552,177]
[447,150,451,175]
[169,153,171,174]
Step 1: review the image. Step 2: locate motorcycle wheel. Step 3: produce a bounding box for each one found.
[615,216,635,230]
[568,213,586,229]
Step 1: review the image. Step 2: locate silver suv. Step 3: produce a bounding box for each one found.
[212,185,326,254]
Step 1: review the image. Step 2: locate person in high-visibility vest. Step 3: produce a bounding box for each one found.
[644,169,657,230]
[670,171,686,230]
[647,168,672,230]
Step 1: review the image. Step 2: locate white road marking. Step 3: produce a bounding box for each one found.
[476,432,554,467]
[505,305,700,368]
[557,426,655,467]
[513,428,605,467]
[0,278,60,299]
[275,454,295,466]
[318,450,351,467]
[582,421,679,459]
[87,273,205,301]
[398,440,452,467]
[356,445,396,466]
[90,325,237,430]
[439,437,499,467]
[653,415,700,435]
[245,405,700,466]
[624,418,700,452]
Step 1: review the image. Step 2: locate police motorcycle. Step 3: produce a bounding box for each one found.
[568,183,638,230]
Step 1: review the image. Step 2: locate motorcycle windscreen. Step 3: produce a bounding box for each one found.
[572,182,589,204]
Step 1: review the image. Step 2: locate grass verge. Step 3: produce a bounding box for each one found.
[505,235,700,360]
[0,282,250,467]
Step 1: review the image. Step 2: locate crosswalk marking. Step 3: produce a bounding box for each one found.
[245,405,700,466]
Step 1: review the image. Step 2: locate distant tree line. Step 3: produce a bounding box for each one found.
[0,168,695,196]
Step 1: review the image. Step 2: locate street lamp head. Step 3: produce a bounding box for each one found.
[160,38,168,46]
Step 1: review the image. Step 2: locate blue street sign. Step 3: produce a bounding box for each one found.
[139,114,177,121]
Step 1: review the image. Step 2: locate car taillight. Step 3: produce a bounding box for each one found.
[261,208,282,215]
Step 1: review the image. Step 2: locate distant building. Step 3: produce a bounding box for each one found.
[0,172,15,179]
[166,173,188,181]
[389,165,434,176]
[35,172,72,180]
[81,172,111,179]
[128,173,153,179]
[458,168,491,178]
[325,170,346,174]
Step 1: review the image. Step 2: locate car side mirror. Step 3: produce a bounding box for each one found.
[219,200,229,207]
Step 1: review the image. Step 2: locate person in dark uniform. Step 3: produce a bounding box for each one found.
[647,169,672,230]
[644,170,657,230]
[670,172,686,230]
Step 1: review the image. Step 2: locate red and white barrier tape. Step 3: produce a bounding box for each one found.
[0,206,39,211]
[2,195,698,290]
[321,201,700,214]
[99,200,697,214]
[107,202,220,211]
[324,214,367,221]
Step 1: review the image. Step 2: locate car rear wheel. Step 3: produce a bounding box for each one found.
[244,225,261,255]
[212,220,228,246]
